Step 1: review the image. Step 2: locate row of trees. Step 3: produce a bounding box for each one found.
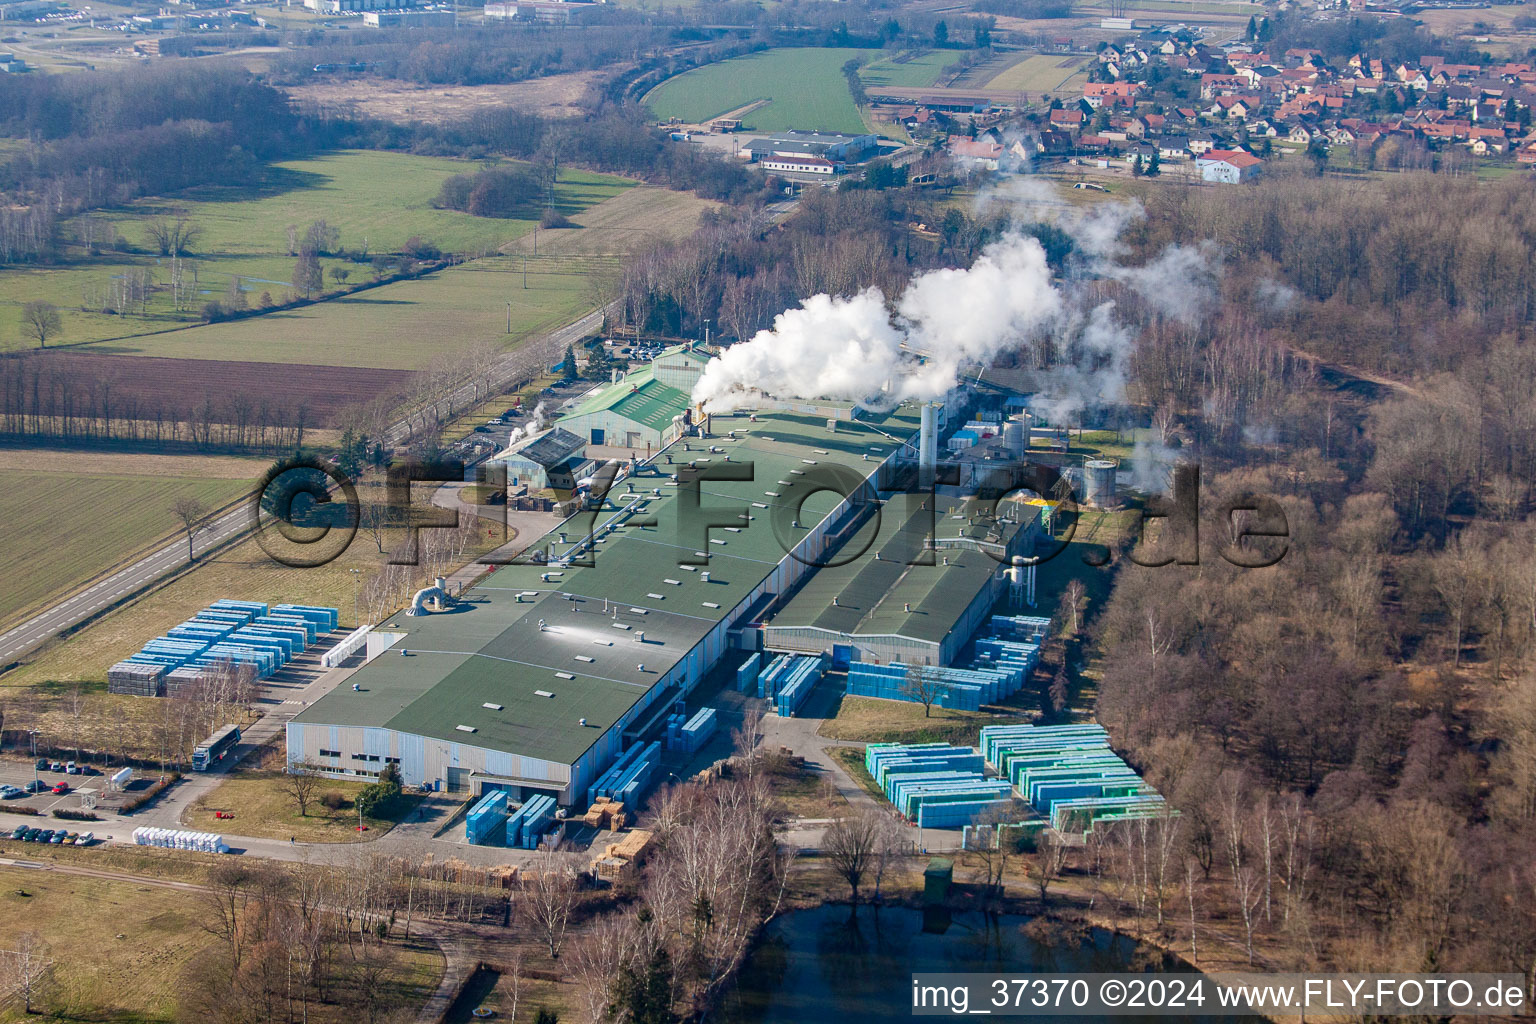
[0,352,316,452]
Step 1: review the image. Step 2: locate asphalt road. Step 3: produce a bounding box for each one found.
[0,304,611,669]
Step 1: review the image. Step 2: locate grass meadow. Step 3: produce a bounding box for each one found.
[0,151,631,354]
[645,47,874,134]
[85,254,608,369]
[0,862,442,1023]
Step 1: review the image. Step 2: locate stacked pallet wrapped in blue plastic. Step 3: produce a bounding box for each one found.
[980,724,1169,833]
[466,789,509,846]
[664,706,719,753]
[587,740,661,808]
[679,708,717,754]
[987,615,1053,642]
[864,742,1015,828]
[735,653,761,692]
[847,661,1021,712]
[755,653,795,699]
[664,710,688,750]
[505,794,557,849]
[108,600,341,695]
[774,655,824,717]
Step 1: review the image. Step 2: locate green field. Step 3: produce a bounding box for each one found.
[646,47,874,134]
[0,150,631,353]
[0,466,255,627]
[860,50,955,89]
[984,54,1094,94]
[81,254,607,369]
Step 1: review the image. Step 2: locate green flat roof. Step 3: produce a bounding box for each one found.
[296,405,921,766]
[766,495,1036,645]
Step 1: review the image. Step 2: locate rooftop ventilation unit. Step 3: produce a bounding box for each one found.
[482,702,504,711]
[535,689,556,697]
[455,724,477,733]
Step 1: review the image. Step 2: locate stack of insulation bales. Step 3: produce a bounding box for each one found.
[757,653,822,707]
[133,827,229,854]
[274,604,339,633]
[865,742,1015,828]
[678,707,717,754]
[505,794,557,849]
[846,662,1021,712]
[588,740,660,808]
[987,615,1052,643]
[756,653,793,699]
[107,662,166,697]
[664,711,684,750]
[108,600,341,694]
[774,656,824,718]
[466,790,510,846]
[735,653,761,693]
[980,724,1168,834]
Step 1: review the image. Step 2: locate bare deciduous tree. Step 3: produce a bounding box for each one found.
[145,213,203,256]
[285,760,323,817]
[824,809,882,908]
[2,932,49,1015]
[521,847,579,959]
[171,496,210,562]
[901,664,943,718]
[20,301,62,348]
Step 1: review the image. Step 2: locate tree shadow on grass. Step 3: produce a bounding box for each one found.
[135,165,332,209]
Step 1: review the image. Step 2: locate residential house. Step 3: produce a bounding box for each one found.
[1196,148,1263,183]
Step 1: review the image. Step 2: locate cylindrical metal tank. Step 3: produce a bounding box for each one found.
[1084,459,1118,507]
[1003,419,1026,458]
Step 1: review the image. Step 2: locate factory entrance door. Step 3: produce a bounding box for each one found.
[446,767,470,792]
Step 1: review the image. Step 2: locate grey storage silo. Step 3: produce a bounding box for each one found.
[1084,459,1118,507]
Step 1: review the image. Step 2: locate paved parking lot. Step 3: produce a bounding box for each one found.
[0,759,106,814]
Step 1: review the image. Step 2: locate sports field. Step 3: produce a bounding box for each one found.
[645,47,873,134]
[983,53,1095,93]
[860,50,954,89]
[0,462,258,627]
[0,151,631,351]
[86,254,604,369]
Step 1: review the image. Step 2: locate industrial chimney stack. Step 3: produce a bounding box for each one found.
[919,403,938,485]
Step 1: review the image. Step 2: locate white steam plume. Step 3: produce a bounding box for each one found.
[692,233,1061,413]
[691,180,1222,424]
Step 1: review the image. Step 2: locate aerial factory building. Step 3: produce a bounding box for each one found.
[287,405,920,805]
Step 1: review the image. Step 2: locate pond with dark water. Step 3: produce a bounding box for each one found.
[714,903,1245,1023]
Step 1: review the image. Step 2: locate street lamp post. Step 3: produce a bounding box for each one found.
[349,568,362,628]
[29,731,38,788]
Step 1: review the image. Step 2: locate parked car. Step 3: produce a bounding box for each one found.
[48,832,64,844]
[34,759,46,770]
[24,780,45,793]
[0,785,22,799]
[76,832,93,846]
[35,830,53,843]
[51,782,68,795]
[9,826,25,840]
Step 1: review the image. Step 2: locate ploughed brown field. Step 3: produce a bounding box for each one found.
[1,351,413,427]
